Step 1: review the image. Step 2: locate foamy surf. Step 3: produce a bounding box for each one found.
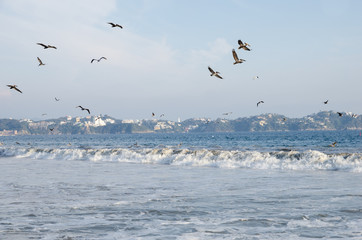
[1,147,361,172]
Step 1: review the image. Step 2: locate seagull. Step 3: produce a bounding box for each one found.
[108,22,123,28]
[55,97,60,101]
[77,105,90,114]
[159,114,165,118]
[232,49,246,64]
[91,57,107,63]
[238,40,251,51]
[37,43,57,49]
[329,141,337,147]
[257,101,264,107]
[324,100,328,104]
[49,128,54,131]
[6,85,22,93]
[337,112,343,117]
[37,57,45,66]
[208,66,223,79]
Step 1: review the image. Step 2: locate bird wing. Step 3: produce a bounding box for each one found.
[238,40,243,46]
[208,66,215,74]
[37,43,47,48]
[6,85,13,88]
[242,46,251,51]
[116,24,123,28]
[14,87,22,93]
[91,59,96,63]
[100,57,107,61]
[86,109,90,114]
[232,49,239,61]
[48,45,57,49]
[37,57,43,64]
[216,74,223,79]
[108,22,115,27]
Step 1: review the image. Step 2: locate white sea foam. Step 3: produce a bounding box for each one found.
[1,147,361,172]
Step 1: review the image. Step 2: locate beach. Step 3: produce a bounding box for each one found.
[1,132,362,239]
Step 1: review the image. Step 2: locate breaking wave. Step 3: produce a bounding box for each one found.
[1,147,361,172]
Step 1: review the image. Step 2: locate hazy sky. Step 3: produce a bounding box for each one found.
[1,0,362,121]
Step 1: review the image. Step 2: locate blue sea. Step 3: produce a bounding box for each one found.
[0,131,362,239]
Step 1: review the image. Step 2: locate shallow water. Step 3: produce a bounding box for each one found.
[0,132,362,239]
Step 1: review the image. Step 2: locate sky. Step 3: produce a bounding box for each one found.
[1,0,362,121]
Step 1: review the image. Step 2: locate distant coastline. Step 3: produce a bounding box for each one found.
[0,111,361,136]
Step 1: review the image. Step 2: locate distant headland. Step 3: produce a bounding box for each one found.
[0,111,361,136]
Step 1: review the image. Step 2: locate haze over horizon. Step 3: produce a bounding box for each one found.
[1,0,362,122]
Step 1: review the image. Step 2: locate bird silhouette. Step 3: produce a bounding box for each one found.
[152,112,155,117]
[37,57,45,66]
[91,57,107,63]
[77,106,90,114]
[329,141,337,147]
[257,101,264,107]
[37,43,57,49]
[108,22,123,28]
[238,40,251,51]
[55,97,60,101]
[324,100,328,104]
[337,112,343,117]
[208,66,223,79]
[6,85,22,93]
[232,49,246,64]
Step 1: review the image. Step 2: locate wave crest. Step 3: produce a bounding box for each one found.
[1,147,361,172]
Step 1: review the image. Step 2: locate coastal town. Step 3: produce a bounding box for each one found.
[0,111,361,136]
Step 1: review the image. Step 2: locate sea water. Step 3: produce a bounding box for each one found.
[0,131,361,239]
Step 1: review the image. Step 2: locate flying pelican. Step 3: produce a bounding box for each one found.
[208,66,223,79]
[55,97,60,101]
[37,43,57,49]
[232,49,245,64]
[324,100,328,104]
[238,40,251,51]
[6,85,22,93]
[257,101,264,107]
[77,106,90,114]
[108,22,123,28]
[91,57,107,63]
[37,57,45,66]
[337,112,343,117]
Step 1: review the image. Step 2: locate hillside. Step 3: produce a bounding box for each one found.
[0,111,361,136]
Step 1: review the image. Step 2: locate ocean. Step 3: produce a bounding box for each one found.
[0,131,361,239]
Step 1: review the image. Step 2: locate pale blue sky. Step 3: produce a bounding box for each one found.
[1,0,362,121]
